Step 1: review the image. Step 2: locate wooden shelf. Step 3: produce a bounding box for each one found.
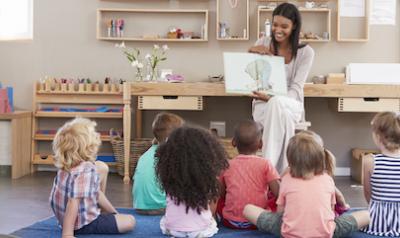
[97,8,208,42]
[257,8,331,42]
[32,154,116,166]
[35,111,123,118]
[37,90,122,95]
[98,37,207,42]
[34,134,112,141]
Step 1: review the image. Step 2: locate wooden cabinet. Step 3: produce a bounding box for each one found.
[31,82,124,168]
[97,9,209,42]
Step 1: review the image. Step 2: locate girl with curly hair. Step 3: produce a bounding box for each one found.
[156,126,229,237]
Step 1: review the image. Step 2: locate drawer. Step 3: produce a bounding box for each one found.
[338,98,400,112]
[138,96,203,110]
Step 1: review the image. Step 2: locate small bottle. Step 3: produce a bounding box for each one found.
[264,19,271,38]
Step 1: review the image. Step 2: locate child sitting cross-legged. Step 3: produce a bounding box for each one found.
[217,120,280,230]
[49,118,135,238]
[133,112,184,215]
[244,132,369,238]
[362,111,400,236]
[156,126,229,237]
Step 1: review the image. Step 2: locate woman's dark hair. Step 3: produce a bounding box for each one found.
[156,126,229,213]
[272,2,305,57]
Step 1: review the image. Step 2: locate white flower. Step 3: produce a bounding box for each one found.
[137,63,144,69]
[131,60,139,67]
[153,44,160,50]
[115,42,126,48]
[145,54,151,60]
[162,45,169,51]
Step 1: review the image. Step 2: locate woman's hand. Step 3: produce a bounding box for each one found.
[248,45,271,55]
[251,91,271,102]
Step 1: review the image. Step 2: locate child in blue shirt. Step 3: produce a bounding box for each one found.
[133,112,184,215]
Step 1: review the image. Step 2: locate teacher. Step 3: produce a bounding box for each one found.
[248,2,314,173]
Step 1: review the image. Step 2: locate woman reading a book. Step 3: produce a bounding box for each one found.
[248,2,314,173]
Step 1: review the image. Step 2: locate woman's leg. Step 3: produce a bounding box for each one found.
[252,97,302,173]
[95,161,109,193]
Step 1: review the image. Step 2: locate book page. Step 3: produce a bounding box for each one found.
[223,52,287,95]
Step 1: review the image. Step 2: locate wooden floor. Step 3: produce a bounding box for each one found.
[0,172,367,235]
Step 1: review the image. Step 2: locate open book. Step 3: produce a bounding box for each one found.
[223,52,287,95]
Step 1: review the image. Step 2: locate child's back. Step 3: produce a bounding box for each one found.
[363,154,400,236]
[278,172,335,237]
[222,155,278,221]
[132,113,184,214]
[219,121,279,228]
[363,111,400,236]
[156,126,229,237]
[133,144,165,211]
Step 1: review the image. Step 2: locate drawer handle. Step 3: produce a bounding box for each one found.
[162,96,178,100]
[363,98,379,102]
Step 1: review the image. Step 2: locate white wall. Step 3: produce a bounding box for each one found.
[0,0,399,169]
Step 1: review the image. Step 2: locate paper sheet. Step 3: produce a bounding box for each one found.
[370,0,396,25]
[340,0,365,17]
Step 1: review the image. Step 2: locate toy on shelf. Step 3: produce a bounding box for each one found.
[37,77,124,94]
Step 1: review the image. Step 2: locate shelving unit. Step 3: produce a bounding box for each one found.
[97,9,209,42]
[31,82,124,167]
[257,7,331,42]
[337,0,369,42]
[216,0,249,41]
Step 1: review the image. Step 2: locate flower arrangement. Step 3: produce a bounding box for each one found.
[115,42,169,81]
[115,42,144,81]
[145,44,169,81]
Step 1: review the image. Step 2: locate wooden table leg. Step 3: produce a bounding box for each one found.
[123,83,131,184]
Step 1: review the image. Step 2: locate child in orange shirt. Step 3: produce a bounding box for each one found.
[244,132,369,238]
[217,120,280,230]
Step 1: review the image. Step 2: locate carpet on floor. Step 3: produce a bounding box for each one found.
[11,208,386,238]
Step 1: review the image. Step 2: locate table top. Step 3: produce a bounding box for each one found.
[128,82,400,98]
[0,110,32,120]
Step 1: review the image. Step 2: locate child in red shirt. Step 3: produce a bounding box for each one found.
[217,120,280,229]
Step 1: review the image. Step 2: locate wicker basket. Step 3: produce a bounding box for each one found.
[110,130,153,177]
[219,138,238,159]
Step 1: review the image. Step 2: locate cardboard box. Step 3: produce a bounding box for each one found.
[351,148,379,184]
[327,73,345,84]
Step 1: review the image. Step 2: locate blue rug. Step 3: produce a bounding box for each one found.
[11,208,384,238]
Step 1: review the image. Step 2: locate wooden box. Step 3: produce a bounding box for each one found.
[351,148,379,184]
[138,96,203,110]
[338,98,400,112]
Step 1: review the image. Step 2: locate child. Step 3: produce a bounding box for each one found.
[156,126,229,237]
[217,120,280,229]
[133,112,184,215]
[363,111,400,236]
[244,132,369,238]
[298,130,350,215]
[49,118,135,237]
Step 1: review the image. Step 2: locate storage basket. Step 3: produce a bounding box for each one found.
[219,138,238,159]
[110,129,153,177]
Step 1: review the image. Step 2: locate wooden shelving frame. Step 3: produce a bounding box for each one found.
[31,83,124,167]
[216,0,249,41]
[257,7,331,43]
[337,0,369,42]
[97,8,209,42]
